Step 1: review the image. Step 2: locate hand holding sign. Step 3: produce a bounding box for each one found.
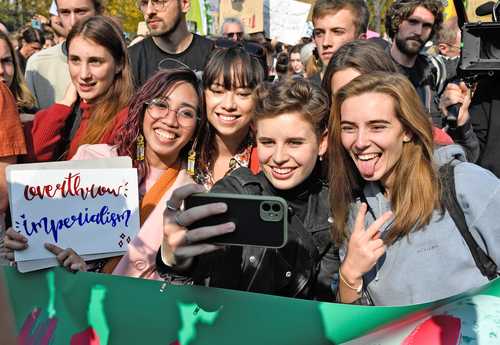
[2,229,87,272]
[44,244,87,272]
[7,159,140,272]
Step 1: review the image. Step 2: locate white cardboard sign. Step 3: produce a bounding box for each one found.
[8,168,140,262]
[266,0,311,45]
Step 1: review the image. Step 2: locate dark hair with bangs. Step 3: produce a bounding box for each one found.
[115,69,201,184]
[254,77,329,138]
[196,46,265,177]
[202,46,264,91]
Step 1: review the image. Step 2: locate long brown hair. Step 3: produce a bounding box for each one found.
[0,31,36,110]
[328,72,440,245]
[66,16,134,146]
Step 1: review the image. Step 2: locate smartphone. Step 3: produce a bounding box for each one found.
[184,193,288,248]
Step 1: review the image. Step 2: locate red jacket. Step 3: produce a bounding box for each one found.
[25,102,128,162]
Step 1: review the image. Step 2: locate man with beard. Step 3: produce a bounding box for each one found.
[385,0,443,124]
[130,0,213,87]
[386,0,480,162]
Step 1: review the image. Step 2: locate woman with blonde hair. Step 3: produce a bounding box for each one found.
[329,72,500,305]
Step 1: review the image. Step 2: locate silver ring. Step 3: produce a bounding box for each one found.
[175,212,187,228]
[166,200,179,212]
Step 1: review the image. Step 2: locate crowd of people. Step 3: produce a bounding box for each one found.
[0,0,499,310]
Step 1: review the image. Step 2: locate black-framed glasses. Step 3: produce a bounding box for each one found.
[145,98,198,127]
[136,0,169,12]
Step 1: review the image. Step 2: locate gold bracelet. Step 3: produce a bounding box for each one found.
[339,269,363,294]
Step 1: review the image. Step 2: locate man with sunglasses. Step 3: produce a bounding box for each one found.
[220,17,244,42]
[130,0,214,88]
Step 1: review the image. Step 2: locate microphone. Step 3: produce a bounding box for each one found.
[476,1,495,16]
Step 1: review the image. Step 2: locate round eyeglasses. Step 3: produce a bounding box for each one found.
[145,98,198,127]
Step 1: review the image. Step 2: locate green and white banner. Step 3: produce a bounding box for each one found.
[3,267,500,344]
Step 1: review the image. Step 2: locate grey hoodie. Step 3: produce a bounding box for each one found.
[340,145,500,305]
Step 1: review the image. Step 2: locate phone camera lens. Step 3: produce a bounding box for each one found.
[262,203,271,211]
[272,204,281,212]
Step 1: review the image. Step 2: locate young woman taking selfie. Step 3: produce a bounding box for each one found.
[157,78,338,301]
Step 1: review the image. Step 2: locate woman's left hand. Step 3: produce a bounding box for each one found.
[342,204,392,281]
[44,243,87,272]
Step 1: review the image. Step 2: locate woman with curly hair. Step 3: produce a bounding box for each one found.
[3,69,201,279]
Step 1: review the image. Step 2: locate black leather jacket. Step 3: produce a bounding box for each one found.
[156,167,339,301]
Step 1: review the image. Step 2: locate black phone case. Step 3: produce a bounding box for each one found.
[184,193,288,248]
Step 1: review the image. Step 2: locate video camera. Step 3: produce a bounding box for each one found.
[445,0,500,127]
[455,0,500,81]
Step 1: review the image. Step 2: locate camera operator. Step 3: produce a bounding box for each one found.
[441,75,500,178]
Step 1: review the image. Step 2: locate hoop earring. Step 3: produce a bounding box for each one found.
[136,134,145,161]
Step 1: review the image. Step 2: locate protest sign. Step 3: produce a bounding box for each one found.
[187,0,208,35]
[265,0,311,45]
[7,164,140,267]
[219,0,264,33]
[3,266,500,344]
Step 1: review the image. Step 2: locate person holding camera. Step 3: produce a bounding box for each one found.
[440,74,500,178]
[157,78,338,301]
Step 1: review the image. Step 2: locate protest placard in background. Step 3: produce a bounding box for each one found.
[7,164,140,266]
[264,0,312,45]
[219,0,265,33]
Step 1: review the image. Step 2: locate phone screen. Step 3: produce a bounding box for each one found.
[184,193,288,248]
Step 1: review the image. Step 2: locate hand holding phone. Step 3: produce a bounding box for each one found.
[162,184,235,268]
[184,193,288,248]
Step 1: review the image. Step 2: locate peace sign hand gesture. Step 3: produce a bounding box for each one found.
[339,204,392,302]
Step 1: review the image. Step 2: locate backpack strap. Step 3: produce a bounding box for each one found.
[439,163,498,280]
